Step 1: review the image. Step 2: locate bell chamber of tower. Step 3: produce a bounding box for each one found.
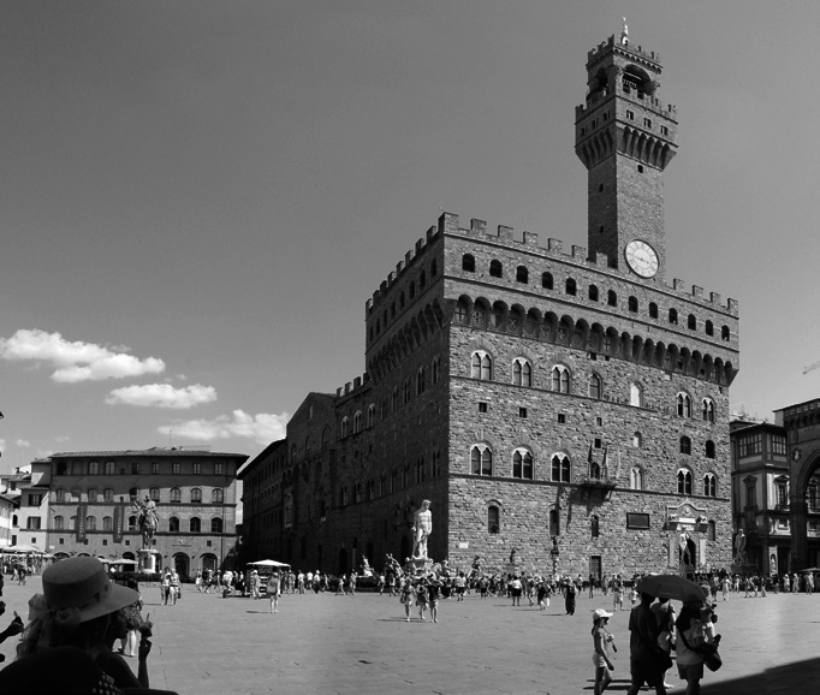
[575,34,678,281]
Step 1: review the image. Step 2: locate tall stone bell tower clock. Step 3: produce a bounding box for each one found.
[574,21,678,281]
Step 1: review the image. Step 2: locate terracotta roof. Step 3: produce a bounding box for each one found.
[49,447,247,460]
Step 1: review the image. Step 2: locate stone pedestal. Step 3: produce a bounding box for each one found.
[138,549,159,574]
[409,557,433,577]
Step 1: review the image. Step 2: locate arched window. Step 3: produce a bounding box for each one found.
[649,302,658,319]
[104,461,115,475]
[102,516,113,531]
[471,351,492,380]
[431,260,437,277]
[470,445,493,476]
[512,358,532,387]
[103,488,113,503]
[489,260,503,278]
[367,404,376,427]
[703,473,717,497]
[705,320,714,336]
[170,487,181,503]
[516,266,529,283]
[211,517,223,533]
[588,285,599,301]
[707,520,716,541]
[705,440,716,459]
[542,272,554,289]
[632,432,642,448]
[549,509,560,536]
[88,461,100,475]
[86,516,97,531]
[416,368,425,395]
[512,449,533,480]
[721,325,731,341]
[462,254,475,272]
[189,517,201,533]
[169,516,180,532]
[630,467,643,490]
[630,383,644,407]
[680,436,692,455]
[552,366,570,393]
[677,469,693,495]
[353,410,363,433]
[340,417,350,438]
[88,488,98,503]
[54,488,65,503]
[687,314,697,330]
[677,392,692,418]
[129,487,138,502]
[565,278,577,296]
[669,308,678,325]
[419,270,426,289]
[591,515,600,538]
[212,488,224,504]
[431,357,441,385]
[488,505,500,534]
[702,398,715,423]
[588,374,602,399]
[191,488,202,503]
[54,515,64,530]
[607,290,617,307]
[550,454,571,483]
[409,281,415,298]
[149,487,160,502]
[628,296,639,313]
[128,515,138,531]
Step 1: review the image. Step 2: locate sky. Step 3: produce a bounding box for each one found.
[1,1,819,473]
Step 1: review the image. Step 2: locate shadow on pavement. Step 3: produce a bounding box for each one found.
[699,655,820,695]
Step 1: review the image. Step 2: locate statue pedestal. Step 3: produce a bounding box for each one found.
[409,557,433,577]
[138,549,160,574]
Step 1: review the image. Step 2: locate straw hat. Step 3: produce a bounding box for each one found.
[592,608,613,621]
[32,557,139,624]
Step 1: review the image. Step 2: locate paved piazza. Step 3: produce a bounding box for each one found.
[1,577,817,694]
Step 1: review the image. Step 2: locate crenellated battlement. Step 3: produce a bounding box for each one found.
[366,221,443,315]
[335,372,371,401]
[587,35,660,70]
[443,211,739,317]
[575,81,677,120]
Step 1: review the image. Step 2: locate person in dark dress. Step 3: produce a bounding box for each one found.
[565,579,577,615]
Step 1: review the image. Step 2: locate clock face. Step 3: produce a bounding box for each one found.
[625,240,659,278]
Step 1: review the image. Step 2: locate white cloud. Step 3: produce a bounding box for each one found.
[158,410,289,445]
[15,439,30,448]
[0,329,165,383]
[106,383,217,409]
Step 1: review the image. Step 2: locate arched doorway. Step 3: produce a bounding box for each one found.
[400,535,411,563]
[122,551,135,561]
[173,552,190,579]
[201,553,218,575]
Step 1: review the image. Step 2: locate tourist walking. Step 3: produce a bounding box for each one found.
[626,592,667,695]
[565,579,577,615]
[674,601,716,695]
[510,576,523,606]
[591,608,616,695]
[400,576,415,622]
[161,567,172,605]
[612,575,624,612]
[427,575,441,623]
[268,570,281,613]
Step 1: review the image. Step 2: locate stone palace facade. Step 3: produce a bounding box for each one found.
[241,30,740,579]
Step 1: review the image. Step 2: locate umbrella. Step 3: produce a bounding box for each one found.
[109,559,138,565]
[248,559,291,568]
[636,574,708,603]
[1,544,42,554]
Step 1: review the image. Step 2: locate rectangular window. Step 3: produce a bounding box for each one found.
[193,463,201,475]
[626,512,650,530]
[132,462,139,475]
[151,462,160,475]
[519,407,527,418]
[643,117,652,128]
[479,402,488,413]
[26,517,42,530]
[596,417,603,426]
[745,485,756,508]
[172,462,180,475]
[558,413,566,424]
[626,109,635,121]
[772,436,787,456]
[215,463,224,475]
[594,438,602,449]
[29,494,43,507]
[661,125,669,136]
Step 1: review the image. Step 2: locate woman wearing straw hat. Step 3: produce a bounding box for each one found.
[0,555,177,694]
[591,608,616,694]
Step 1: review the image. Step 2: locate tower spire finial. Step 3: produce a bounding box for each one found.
[620,17,629,46]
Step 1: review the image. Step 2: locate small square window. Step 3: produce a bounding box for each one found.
[102,539,108,546]
[637,164,644,173]
[519,407,528,418]
[594,438,602,448]
[207,540,213,547]
[588,352,597,361]
[558,413,566,424]
[596,417,603,426]
[59,538,64,545]
[479,402,488,413]
[125,540,130,546]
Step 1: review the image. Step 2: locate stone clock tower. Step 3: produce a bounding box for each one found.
[575,26,678,280]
